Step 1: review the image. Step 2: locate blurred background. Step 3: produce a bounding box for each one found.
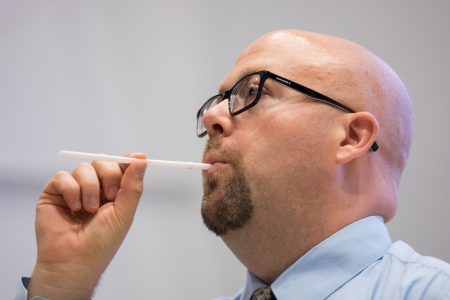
[1,0,449,299]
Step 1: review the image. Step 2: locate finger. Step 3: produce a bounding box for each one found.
[43,170,82,211]
[91,160,122,201]
[115,154,147,224]
[72,163,101,213]
[118,152,147,173]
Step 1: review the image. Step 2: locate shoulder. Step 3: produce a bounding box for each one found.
[386,240,450,274]
[333,240,450,299]
[381,240,450,298]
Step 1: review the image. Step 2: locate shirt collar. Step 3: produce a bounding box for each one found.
[240,216,392,300]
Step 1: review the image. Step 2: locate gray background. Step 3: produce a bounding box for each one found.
[1,0,449,299]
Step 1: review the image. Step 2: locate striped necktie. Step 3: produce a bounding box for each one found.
[250,286,277,300]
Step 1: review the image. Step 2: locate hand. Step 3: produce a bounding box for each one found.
[28,153,148,300]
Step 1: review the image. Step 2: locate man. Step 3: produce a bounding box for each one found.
[24,29,450,299]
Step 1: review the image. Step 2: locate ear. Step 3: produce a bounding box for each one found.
[335,112,379,164]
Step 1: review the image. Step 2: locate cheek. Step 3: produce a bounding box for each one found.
[237,109,334,197]
[248,109,324,162]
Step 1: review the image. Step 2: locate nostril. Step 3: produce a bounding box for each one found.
[212,124,224,134]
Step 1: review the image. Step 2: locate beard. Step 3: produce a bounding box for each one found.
[201,138,254,236]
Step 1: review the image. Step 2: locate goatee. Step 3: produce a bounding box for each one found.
[201,138,254,236]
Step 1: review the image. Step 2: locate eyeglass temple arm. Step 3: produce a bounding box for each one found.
[266,71,379,152]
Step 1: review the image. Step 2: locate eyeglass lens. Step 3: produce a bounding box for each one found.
[197,73,263,136]
[197,95,223,136]
[230,74,261,113]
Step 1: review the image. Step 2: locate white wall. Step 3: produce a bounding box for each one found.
[1,0,449,299]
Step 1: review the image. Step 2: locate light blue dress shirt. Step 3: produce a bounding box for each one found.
[19,216,450,299]
[217,216,450,300]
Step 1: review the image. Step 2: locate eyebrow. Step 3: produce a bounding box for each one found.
[218,85,226,94]
[217,69,260,94]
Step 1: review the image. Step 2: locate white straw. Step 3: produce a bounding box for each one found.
[59,150,211,170]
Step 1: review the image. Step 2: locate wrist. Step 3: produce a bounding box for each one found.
[28,263,100,300]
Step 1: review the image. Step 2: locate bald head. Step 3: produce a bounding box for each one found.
[227,29,412,184]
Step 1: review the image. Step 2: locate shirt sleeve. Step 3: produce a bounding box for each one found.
[422,271,450,299]
[17,277,48,300]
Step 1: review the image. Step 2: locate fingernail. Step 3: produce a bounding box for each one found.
[108,186,118,199]
[87,196,98,208]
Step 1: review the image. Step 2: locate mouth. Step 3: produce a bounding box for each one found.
[203,156,228,174]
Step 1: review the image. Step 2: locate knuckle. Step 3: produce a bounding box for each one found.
[80,162,91,168]
[66,181,80,193]
[49,170,79,196]
[72,162,91,176]
[83,181,99,192]
[92,160,112,170]
[78,162,92,170]
[105,168,122,182]
[95,163,122,183]
[54,170,69,180]
[128,181,144,197]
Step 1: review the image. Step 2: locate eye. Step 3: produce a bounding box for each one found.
[244,85,271,104]
[244,84,258,100]
[230,74,262,113]
[235,83,257,108]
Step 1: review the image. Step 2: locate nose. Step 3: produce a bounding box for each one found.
[202,100,234,138]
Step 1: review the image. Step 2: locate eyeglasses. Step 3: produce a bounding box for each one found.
[196,70,379,152]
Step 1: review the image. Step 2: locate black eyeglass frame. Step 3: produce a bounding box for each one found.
[197,70,379,152]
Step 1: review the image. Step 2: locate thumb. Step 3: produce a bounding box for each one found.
[115,157,147,225]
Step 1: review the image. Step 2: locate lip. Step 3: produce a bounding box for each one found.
[207,161,228,174]
[203,155,228,174]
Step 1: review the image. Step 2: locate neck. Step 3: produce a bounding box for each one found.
[221,206,345,284]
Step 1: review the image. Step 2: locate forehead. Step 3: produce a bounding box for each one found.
[219,34,337,93]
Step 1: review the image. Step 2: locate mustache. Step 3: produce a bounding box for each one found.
[204,137,222,153]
